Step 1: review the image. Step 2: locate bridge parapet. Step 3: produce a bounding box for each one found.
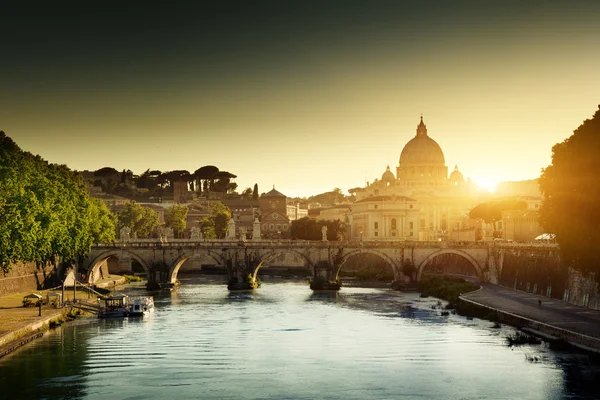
[94,239,549,250]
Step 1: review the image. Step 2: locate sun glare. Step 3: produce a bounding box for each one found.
[476,179,497,193]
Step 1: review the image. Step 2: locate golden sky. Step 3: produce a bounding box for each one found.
[1,1,599,197]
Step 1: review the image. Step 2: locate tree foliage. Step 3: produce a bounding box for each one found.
[117,201,159,239]
[291,217,345,241]
[539,105,600,278]
[200,202,231,239]
[194,165,219,193]
[165,204,189,238]
[0,132,116,273]
[468,199,527,234]
[307,188,349,206]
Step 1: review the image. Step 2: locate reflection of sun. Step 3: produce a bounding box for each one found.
[476,179,497,193]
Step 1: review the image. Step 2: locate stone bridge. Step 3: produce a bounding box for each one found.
[80,240,559,291]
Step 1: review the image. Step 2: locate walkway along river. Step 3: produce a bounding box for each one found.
[1,276,600,400]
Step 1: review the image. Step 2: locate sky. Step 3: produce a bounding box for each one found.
[1,1,599,198]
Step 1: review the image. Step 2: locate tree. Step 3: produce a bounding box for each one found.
[93,167,120,193]
[539,105,600,279]
[160,170,191,189]
[165,204,189,238]
[308,188,349,206]
[194,165,219,193]
[0,131,116,273]
[241,187,253,200]
[253,183,259,200]
[88,198,117,244]
[136,169,162,192]
[468,199,527,237]
[117,201,159,238]
[291,217,345,241]
[212,171,238,193]
[200,202,231,239]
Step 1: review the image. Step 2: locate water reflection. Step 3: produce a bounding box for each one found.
[306,291,341,303]
[1,278,600,400]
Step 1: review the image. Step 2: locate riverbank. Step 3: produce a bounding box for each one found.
[459,284,600,353]
[0,274,127,357]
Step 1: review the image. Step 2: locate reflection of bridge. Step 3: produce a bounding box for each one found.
[81,240,559,290]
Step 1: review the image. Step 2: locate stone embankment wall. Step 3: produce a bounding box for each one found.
[498,250,600,310]
[0,262,59,297]
[565,268,599,310]
[460,296,600,352]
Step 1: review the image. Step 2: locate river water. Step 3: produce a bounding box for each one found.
[1,276,600,400]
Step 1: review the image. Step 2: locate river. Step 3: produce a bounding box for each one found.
[1,276,599,400]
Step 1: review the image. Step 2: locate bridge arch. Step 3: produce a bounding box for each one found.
[416,249,483,282]
[85,250,150,284]
[334,249,398,280]
[252,249,313,280]
[168,250,225,284]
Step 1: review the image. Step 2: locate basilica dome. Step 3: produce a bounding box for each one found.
[381,166,395,182]
[399,117,445,166]
[449,165,464,184]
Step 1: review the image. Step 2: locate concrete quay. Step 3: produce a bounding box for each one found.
[461,284,600,352]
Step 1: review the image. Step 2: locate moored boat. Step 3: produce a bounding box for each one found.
[98,293,129,318]
[128,296,154,317]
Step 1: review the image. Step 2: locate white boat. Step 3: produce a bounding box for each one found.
[128,296,154,317]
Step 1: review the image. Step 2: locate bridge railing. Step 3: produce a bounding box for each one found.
[91,239,558,250]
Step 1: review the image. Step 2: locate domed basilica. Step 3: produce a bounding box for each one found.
[348,117,482,241]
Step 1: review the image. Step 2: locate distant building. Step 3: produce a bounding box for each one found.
[495,179,541,198]
[500,196,544,242]
[347,117,545,241]
[90,192,129,210]
[348,117,486,241]
[286,203,309,221]
[350,196,419,240]
[173,181,190,203]
[318,205,352,222]
[260,188,290,239]
[222,199,260,239]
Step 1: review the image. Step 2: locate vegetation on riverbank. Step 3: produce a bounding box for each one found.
[418,275,479,309]
[340,267,394,282]
[123,274,143,283]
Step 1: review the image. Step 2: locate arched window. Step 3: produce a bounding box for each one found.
[391,218,397,230]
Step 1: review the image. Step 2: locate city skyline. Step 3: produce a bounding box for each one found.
[2,1,599,197]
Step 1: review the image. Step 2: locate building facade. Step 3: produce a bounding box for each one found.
[260,188,291,239]
[347,117,533,241]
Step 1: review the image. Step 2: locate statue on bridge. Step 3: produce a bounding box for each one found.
[190,226,201,241]
[252,217,261,241]
[119,227,131,243]
[227,218,236,239]
[158,226,174,242]
[321,225,328,242]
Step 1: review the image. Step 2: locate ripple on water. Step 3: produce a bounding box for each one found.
[1,280,600,400]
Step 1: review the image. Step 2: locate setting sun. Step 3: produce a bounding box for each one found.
[476,179,497,193]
